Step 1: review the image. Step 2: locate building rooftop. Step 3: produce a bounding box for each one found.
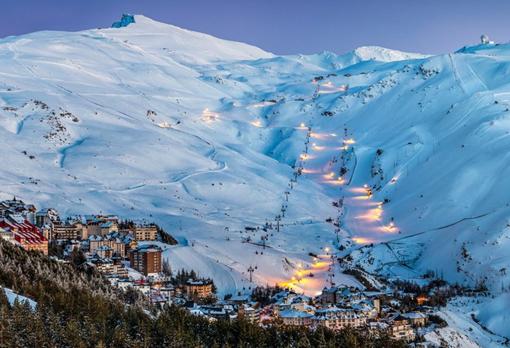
[279,309,313,319]
[402,311,427,319]
[133,244,162,253]
[186,279,212,286]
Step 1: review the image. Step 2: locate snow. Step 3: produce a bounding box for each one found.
[0,15,509,343]
[2,287,37,310]
[279,309,314,318]
[475,293,510,339]
[424,327,480,348]
[352,46,429,62]
[421,297,509,347]
[103,15,274,65]
[121,261,144,280]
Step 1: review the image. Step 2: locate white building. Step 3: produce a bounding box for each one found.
[278,309,314,326]
[314,307,367,330]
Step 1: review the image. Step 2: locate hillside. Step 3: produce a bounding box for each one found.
[0,15,509,342]
[0,239,402,347]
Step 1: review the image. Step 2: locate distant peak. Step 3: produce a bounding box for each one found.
[112,14,136,28]
[353,46,428,62]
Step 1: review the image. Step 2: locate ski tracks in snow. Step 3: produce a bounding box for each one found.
[449,54,488,96]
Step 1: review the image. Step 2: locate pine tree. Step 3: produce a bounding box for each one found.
[297,330,312,348]
[63,318,87,348]
[70,248,87,268]
[312,326,328,348]
[162,259,172,276]
[111,325,135,348]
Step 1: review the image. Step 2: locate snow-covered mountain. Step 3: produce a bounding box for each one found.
[1,15,509,343]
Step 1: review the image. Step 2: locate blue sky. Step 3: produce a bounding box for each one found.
[2,0,509,55]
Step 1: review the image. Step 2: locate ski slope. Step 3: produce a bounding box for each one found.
[1,15,510,342]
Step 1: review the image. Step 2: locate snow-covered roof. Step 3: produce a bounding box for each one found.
[402,312,427,319]
[369,321,389,330]
[186,279,212,286]
[279,309,313,319]
[132,244,162,253]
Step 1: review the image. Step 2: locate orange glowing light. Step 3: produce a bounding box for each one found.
[360,184,373,198]
[310,132,328,140]
[381,222,398,233]
[312,261,329,269]
[322,178,345,186]
[364,201,383,207]
[201,108,220,122]
[250,120,263,128]
[323,172,335,179]
[344,138,356,145]
[352,237,375,244]
[302,168,320,174]
[279,281,297,289]
[356,207,383,221]
[349,187,367,194]
[318,84,349,94]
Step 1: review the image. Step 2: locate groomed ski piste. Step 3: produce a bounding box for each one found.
[1,15,510,345]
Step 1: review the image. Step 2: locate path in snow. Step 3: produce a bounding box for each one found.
[299,129,397,245]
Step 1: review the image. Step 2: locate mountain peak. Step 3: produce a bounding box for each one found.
[103,15,273,64]
[352,45,428,62]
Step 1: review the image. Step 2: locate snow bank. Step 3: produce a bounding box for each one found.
[476,293,510,339]
[3,287,37,310]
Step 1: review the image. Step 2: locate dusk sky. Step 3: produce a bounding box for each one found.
[2,0,509,55]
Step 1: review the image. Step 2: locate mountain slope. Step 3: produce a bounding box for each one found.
[1,16,510,340]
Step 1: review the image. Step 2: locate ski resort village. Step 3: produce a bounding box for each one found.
[0,196,500,346]
[0,12,510,347]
